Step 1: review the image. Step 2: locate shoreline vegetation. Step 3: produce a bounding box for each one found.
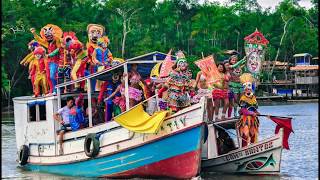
[2,0,318,101]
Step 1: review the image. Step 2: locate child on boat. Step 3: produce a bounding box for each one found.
[69,93,87,131]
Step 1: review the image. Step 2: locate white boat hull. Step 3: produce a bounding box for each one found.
[202,129,284,174]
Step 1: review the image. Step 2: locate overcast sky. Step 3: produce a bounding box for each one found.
[205,0,313,10]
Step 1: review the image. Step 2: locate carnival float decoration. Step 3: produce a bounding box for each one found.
[244,29,269,79]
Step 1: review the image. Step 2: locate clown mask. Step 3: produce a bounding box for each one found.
[87,24,105,44]
[177,59,188,71]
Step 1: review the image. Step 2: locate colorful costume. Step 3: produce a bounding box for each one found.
[166,51,192,112]
[236,73,259,147]
[58,32,77,92]
[98,78,121,122]
[31,47,48,97]
[69,93,86,131]
[31,24,63,95]
[97,59,124,122]
[20,40,40,95]
[69,40,88,91]
[86,24,105,91]
[92,36,113,91]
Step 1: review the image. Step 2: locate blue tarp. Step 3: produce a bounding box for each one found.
[27,100,46,107]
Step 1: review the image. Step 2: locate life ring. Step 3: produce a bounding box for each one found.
[18,145,29,165]
[84,133,100,157]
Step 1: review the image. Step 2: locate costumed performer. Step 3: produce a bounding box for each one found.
[30,24,63,95]
[86,24,105,91]
[20,40,40,95]
[165,50,192,113]
[236,73,260,147]
[92,36,113,91]
[69,40,88,92]
[211,63,230,121]
[31,46,48,97]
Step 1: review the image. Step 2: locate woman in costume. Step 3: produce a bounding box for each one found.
[192,71,214,121]
[30,24,63,95]
[236,73,260,147]
[31,46,48,97]
[164,51,192,113]
[228,55,247,117]
[211,63,230,121]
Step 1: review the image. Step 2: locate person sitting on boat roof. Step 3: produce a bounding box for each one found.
[31,46,49,97]
[236,73,260,148]
[53,96,74,155]
[216,129,236,155]
[69,93,87,131]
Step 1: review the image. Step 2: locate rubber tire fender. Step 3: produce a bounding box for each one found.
[18,145,29,165]
[84,133,100,158]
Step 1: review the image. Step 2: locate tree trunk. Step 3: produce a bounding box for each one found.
[270,16,295,78]
[122,21,127,58]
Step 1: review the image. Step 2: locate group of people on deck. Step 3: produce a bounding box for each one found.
[21,23,260,154]
[20,24,116,97]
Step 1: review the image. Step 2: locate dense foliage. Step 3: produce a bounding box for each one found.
[1,0,318,99]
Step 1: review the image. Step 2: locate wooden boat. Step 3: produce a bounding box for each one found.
[13,52,206,179]
[201,118,285,174]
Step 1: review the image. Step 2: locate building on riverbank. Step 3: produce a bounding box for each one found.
[259,53,318,99]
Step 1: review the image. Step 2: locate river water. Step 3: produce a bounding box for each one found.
[2,102,318,180]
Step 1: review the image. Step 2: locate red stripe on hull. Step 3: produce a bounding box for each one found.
[105,149,201,179]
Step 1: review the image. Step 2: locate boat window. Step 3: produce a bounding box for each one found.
[28,105,37,122]
[27,102,46,122]
[39,104,46,121]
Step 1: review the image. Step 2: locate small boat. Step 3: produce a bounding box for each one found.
[201,118,285,174]
[13,52,206,179]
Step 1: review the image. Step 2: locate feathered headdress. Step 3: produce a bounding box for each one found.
[240,73,255,91]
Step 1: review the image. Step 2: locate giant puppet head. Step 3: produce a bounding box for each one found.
[40,24,63,42]
[69,40,84,56]
[97,36,110,49]
[63,32,78,50]
[240,73,256,98]
[87,24,105,44]
[33,46,46,59]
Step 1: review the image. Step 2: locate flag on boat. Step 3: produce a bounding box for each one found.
[159,49,174,78]
[269,116,294,150]
[195,55,222,88]
[114,104,168,133]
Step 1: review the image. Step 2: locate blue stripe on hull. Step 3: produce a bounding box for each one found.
[24,126,203,177]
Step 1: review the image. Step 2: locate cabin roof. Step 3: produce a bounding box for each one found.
[290,65,318,71]
[126,51,176,62]
[293,53,312,58]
